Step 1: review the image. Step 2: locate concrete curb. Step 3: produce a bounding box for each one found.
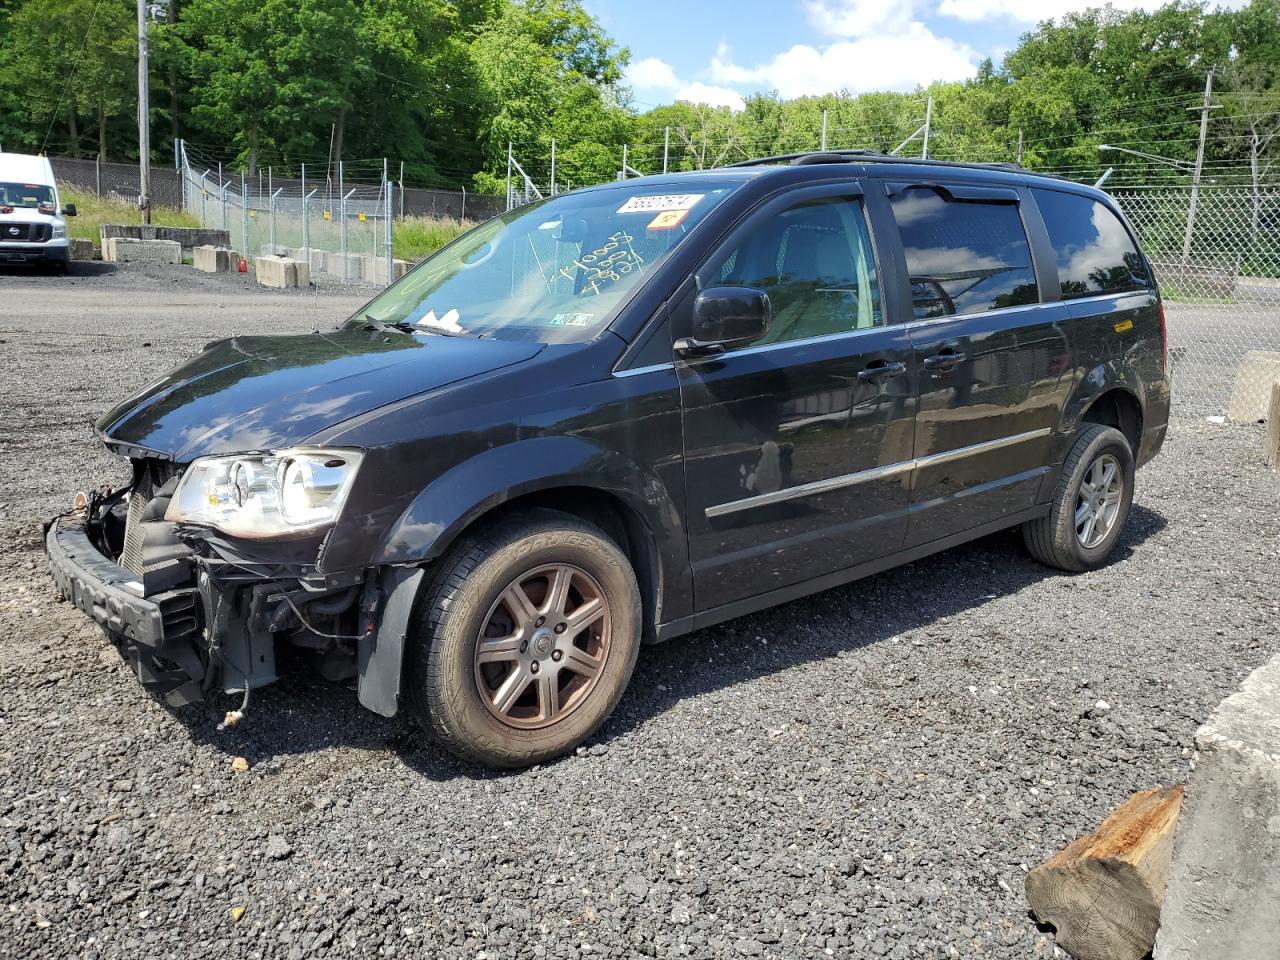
[1154,653,1280,960]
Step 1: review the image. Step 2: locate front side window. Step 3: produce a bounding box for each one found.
[890,186,1038,319]
[1034,189,1151,298]
[356,181,741,343]
[710,195,882,347]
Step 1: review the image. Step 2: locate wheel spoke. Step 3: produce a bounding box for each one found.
[1075,501,1092,529]
[543,566,573,618]
[476,633,523,664]
[535,675,559,721]
[1080,514,1096,546]
[1100,461,1118,489]
[501,583,540,630]
[491,665,531,715]
[562,645,602,679]
[564,596,605,637]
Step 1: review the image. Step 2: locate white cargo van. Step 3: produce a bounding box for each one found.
[0,152,76,272]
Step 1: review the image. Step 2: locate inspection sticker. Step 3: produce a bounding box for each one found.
[647,209,689,231]
[617,193,704,214]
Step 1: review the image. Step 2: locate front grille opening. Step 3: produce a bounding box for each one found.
[120,458,181,574]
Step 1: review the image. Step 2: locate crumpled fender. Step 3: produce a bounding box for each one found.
[373,434,685,571]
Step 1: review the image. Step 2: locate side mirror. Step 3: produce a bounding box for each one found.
[676,286,771,357]
[62,204,77,217]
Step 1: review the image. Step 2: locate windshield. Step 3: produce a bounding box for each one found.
[0,182,55,209]
[354,181,742,342]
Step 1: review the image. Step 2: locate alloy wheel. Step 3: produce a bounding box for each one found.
[473,563,612,729]
[1075,453,1123,549]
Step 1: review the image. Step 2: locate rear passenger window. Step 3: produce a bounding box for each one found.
[889,186,1039,319]
[1034,189,1151,298]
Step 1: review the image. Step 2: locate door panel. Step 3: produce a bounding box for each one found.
[884,181,1073,545]
[675,186,915,612]
[907,307,1073,543]
[680,328,916,610]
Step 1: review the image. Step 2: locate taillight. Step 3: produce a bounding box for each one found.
[1158,300,1169,375]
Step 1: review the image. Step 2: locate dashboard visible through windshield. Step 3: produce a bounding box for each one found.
[354,182,742,343]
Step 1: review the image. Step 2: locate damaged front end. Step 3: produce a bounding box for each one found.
[46,454,376,710]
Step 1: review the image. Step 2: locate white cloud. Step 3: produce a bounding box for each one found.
[937,0,1248,23]
[627,56,680,91]
[674,82,747,112]
[805,0,922,37]
[710,24,979,98]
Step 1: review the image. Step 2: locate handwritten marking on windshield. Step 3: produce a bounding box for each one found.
[558,231,646,297]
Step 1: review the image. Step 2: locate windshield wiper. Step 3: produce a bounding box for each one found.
[362,314,416,334]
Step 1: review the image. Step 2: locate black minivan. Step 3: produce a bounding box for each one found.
[46,152,1169,767]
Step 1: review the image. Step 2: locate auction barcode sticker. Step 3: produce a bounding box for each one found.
[617,193,704,214]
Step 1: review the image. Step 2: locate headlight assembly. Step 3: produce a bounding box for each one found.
[164,449,363,538]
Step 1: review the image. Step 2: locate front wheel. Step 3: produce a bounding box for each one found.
[405,509,642,768]
[1022,424,1135,572]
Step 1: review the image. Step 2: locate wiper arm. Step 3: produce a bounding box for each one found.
[362,314,416,334]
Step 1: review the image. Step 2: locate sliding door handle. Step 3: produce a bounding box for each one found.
[856,360,908,383]
[923,350,966,372]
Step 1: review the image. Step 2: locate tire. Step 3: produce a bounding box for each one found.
[404,508,642,768]
[1022,424,1135,572]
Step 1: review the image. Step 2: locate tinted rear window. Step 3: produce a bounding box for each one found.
[889,186,1039,319]
[1033,189,1151,299]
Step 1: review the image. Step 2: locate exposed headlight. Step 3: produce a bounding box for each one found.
[52,223,66,239]
[164,449,363,538]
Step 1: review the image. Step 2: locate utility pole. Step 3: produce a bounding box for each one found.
[820,110,828,151]
[1016,128,1024,165]
[505,141,513,211]
[663,126,670,175]
[550,138,556,196]
[1183,69,1219,261]
[136,0,151,224]
[922,96,933,160]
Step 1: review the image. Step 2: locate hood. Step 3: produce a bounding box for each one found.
[97,326,542,461]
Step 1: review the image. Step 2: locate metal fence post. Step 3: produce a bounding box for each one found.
[240,171,248,261]
[95,155,102,198]
[340,188,349,283]
[269,187,281,252]
[384,157,393,286]
[200,170,208,224]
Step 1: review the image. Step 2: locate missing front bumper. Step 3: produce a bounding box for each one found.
[46,516,207,704]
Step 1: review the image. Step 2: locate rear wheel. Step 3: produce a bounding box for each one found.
[405,509,641,768]
[1022,424,1135,572]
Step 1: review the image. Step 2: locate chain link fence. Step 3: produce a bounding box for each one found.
[180,146,398,285]
[49,155,184,208]
[1113,186,1280,418]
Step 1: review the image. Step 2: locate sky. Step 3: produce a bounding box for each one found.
[587,0,1246,111]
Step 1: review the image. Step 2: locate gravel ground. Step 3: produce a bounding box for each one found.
[2,263,1279,960]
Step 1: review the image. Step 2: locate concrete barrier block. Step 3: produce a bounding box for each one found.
[68,238,94,261]
[368,257,411,284]
[102,237,181,264]
[193,245,236,273]
[253,255,309,289]
[308,249,328,274]
[1154,652,1280,960]
[328,253,368,281]
[1227,350,1280,424]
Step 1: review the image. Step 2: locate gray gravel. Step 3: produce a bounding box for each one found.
[2,263,1279,960]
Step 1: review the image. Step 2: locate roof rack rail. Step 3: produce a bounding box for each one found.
[726,151,1040,176]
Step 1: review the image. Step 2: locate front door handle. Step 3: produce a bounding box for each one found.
[856,360,908,383]
[922,350,966,372]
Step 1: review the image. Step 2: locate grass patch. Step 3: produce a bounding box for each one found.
[60,188,200,248]
[393,215,474,261]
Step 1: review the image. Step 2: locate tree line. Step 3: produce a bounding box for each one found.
[0,0,1276,195]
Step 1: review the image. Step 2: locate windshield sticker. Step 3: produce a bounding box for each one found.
[551,312,595,327]
[556,230,646,296]
[617,193,704,215]
[414,308,464,333]
[647,209,689,231]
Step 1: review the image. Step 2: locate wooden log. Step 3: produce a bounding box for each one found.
[1026,785,1183,960]
[1265,381,1280,471]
